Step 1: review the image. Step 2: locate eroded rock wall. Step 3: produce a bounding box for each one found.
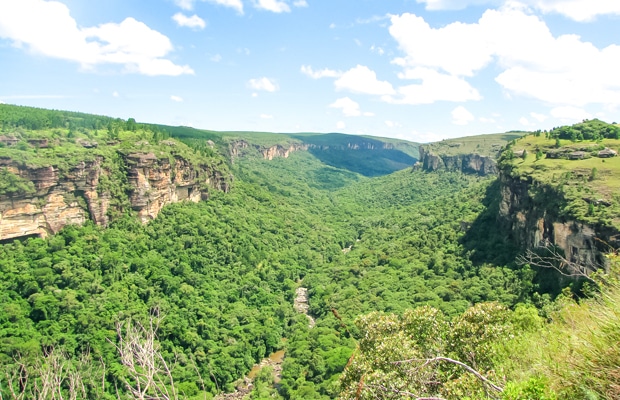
[497,173,617,269]
[416,146,498,176]
[0,152,230,240]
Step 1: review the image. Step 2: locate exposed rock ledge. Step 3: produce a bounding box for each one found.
[0,153,230,241]
[415,146,498,176]
[497,173,620,269]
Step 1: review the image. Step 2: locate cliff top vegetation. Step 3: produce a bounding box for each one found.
[502,119,620,229]
[422,132,525,158]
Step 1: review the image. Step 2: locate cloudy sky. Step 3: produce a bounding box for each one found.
[0,0,619,142]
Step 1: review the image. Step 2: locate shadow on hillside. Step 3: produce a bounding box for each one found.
[460,179,520,266]
[292,133,417,177]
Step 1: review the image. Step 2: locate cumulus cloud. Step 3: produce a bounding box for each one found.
[388,6,620,108]
[386,67,481,104]
[335,65,395,96]
[329,97,362,117]
[0,0,193,76]
[293,0,308,7]
[254,0,291,13]
[171,95,184,102]
[415,0,620,21]
[550,106,592,122]
[451,106,475,125]
[248,77,279,92]
[336,121,346,130]
[301,65,341,79]
[172,13,206,30]
[530,112,547,122]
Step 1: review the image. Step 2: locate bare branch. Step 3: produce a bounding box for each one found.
[108,311,177,400]
[516,247,601,282]
[392,356,503,393]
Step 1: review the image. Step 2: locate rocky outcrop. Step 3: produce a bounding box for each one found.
[229,139,397,162]
[0,152,230,241]
[261,144,309,160]
[0,158,109,241]
[497,173,619,269]
[416,146,498,176]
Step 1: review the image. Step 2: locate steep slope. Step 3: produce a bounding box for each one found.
[416,132,524,175]
[497,120,620,269]
[156,125,419,177]
[0,104,230,241]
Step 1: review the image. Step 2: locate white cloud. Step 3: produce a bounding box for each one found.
[329,97,361,117]
[386,67,481,104]
[300,65,341,79]
[210,54,222,62]
[171,95,184,102]
[336,121,346,130]
[519,117,532,126]
[293,0,308,7]
[415,0,620,21]
[390,12,491,77]
[248,77,279,92]
[251,92,258,97]
[530,112,547,122]
[370,45,385,55]
[550,106,592,122]
[172,13,206,30]
[451,106,475,125]
[388,7,620,108]
[530,0,620,22]
[363,112,375,117]
[479,117,496,123]
[174,0,195,10]
[0,0,193,76]
[415,0,499,11]
[254,0,291,13]
[335,65,395,96]
[385,120,402,128]
[260,113,274,119]
[113,91,119,97]
[177,0,243,13]
[209,0,244,13]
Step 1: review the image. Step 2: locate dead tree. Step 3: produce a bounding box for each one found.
[110,312,177,400]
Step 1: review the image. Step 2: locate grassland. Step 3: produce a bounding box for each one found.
[507,134,620,229]
[423,132,526,157]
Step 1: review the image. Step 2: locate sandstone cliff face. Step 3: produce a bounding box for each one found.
[0,158,109,241]
[497,173,618,269]
[229,140,396,161]
[416,146,498,176]
[123,152,229,223]
[0,153,230,241]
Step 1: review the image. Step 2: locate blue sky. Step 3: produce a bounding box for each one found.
[1,0,619,142]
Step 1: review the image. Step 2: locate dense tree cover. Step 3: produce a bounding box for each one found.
[342,255,620,399]
[0,145,537,399]
[548,119,620,141]
[2,105,589,399]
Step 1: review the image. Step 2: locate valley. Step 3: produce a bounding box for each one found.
[0,105,619,399]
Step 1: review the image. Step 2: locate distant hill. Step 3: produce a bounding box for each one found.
[154,125,420,177]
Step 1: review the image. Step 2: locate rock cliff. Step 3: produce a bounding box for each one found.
[229,140,397,161]
[497,172,619,270]
[0,152,230,241]
[415,146,498,176]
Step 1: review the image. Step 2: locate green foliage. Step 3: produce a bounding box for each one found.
[0,167,36,195]
[550,119,620,141]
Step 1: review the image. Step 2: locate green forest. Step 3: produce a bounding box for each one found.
[1,105,619,399]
